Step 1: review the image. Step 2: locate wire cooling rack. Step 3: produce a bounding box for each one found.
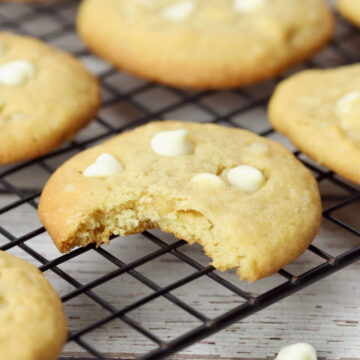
[0,2,360,359]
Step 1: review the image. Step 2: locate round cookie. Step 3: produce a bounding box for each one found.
[0,251,67,360]
[38,121,322,282]
[77,0,334,90]
[0,32,100,165]
[269,64,360,185]
[337,0,360,27]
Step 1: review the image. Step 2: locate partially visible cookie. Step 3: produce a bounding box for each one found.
[38,121,322,282]
[77,0,334,89]
[0,251,67,360]
[337,0,360,27]
[0,32,100,165]
[269,64,360,185]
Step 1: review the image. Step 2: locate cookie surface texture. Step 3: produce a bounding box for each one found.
[0,32,100,165]
[0,251,67,360]
[77,0,334,89]
[269,64,360,185]
[337,0,360,27]
[39,121,322,282]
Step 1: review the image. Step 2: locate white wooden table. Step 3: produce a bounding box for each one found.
[0,1,359,359]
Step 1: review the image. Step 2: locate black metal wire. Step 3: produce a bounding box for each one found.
[0,2,359,359]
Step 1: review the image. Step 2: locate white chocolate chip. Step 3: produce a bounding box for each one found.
[335,91,360,131]
[151,129,193,157]
[233,0,264,13]
[191,173,225,186]
[227,165,265,193]
[161,0,196,22]
[336,91,359,115]
[83,153,123,178]
[275,343,317,360]
[11,113,26,122]
[64,184,76,192]
[249,141,270,155]
[0,60,35,86]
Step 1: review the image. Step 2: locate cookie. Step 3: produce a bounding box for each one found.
[38,121,322,282]
[0,32,100,165]
[77,0,334,90]
[0,251,67,360]
[337,0,360,27]
[269,64,360,185]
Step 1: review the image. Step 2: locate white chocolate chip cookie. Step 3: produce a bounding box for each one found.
[0,32,100,165]
[77,0,334,89]
[269,64,360,185]
[39,121,322,282]
[0,251,67,360]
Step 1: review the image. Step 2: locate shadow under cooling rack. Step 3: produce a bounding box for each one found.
[0,2,360,359]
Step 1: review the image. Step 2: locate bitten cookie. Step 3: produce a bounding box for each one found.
[0,251,67,360]
[337,0,360,27]
[77,0,334,90]
[269,64,360,185]
[39,121,322,282]
[0,32,100,165]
